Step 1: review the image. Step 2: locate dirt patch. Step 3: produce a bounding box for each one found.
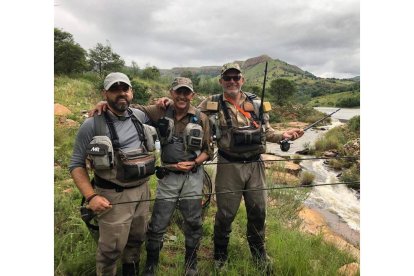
[54,103,72,116]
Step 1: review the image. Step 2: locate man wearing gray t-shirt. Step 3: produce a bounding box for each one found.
[69,72,154,276]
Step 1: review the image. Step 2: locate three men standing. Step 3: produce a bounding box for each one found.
[70,66,304,275]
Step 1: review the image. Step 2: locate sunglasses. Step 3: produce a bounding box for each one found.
[221,75,242,82]
[174,88,193,96]
[108,83,130,92]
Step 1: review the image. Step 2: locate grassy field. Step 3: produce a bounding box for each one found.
[55,171,358,275]
[307,91,360,107]
[54,74,359,275]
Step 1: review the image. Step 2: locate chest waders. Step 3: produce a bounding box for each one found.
[80,108,153,240]
[209,93,266,160]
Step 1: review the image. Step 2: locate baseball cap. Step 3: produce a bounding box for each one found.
[171,77,194,92]
[221,63,242,75]
[104,72,132,90]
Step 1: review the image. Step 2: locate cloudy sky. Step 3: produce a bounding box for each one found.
[54,0,359,78]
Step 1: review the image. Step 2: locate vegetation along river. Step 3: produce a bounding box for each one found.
[267,107,360,246]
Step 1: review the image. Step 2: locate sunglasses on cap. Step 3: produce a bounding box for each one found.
[221,75,242,82]
[108,83,130,92]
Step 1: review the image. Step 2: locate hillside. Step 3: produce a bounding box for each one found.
[160,54,359,103]
[308,91,360,107]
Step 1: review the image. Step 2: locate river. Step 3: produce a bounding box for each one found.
[266,107,360,246]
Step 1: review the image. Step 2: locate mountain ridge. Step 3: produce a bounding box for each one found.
[160,54,357,81]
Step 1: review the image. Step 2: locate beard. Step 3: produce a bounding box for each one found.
[107,96,130,113]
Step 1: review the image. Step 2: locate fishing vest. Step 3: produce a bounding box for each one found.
[207,92,267,159]
[156,106,204,164]
[86,108,157,188]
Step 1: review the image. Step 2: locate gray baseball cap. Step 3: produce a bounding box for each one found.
[103,72,132,90]
[171,77,194,92]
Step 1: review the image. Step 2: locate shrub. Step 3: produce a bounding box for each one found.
[130,79,151,104]
[300,171,315,186]
[314,127,348,152]
[336,96,360,107]
[347,115,360,134]
[292,155,302,164]
[340,164,360,190]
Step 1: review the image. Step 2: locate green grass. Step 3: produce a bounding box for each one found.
[300,171,316,186]
[269,104,327,124]
[308,91,360,107]
[54,167,358,275]
[54,74,359,275]
[54,75,102,116]
[308,117,360,186]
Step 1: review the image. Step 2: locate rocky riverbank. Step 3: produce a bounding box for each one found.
[299,207,360,275]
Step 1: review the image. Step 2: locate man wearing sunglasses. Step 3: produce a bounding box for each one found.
[70,72,155,276]
[92,77,213,276]
[197,63,304,272]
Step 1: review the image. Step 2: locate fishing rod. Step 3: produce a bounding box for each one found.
[200,155,357,166]
[81,180,360,229]
[259,61,268,123]
[109,181,360,206]
[152,156,358,173]
[280,108,341,152]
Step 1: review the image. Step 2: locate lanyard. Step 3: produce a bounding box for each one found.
[224,95,259,128]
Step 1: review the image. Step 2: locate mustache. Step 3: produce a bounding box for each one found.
[116,96,129,102]
[176,97,189,101]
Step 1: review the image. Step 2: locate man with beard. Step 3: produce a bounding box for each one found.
[92,77,213,276]
[70,72,156,276]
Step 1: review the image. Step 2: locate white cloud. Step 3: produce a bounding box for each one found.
[54,0,360,78]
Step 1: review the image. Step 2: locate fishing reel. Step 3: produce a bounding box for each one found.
[280,140,291,152]
[155,166,170,179]
[80,206,97,224]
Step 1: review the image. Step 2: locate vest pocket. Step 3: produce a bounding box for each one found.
[116,148,155,181]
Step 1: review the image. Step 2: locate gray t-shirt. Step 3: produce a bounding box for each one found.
[69,108,149,172]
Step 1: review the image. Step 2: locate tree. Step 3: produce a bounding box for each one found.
[130,79,150,104]
[198,78,222,95]
[130,61,140,76]
[54,28,88,74]
[181,70,200,90]
[141,66,160,80]
[88,42,125,76]
[243,84,260,95]
[269,78,296,105]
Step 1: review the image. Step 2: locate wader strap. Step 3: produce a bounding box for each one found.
[93,115,107,136]
[192,109,202,126]
[102,109,146,150]
[219,94,234,128]
[127,108,145,146]
[103,112,120,149]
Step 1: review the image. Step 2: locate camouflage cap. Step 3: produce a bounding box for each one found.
[221,62,242,75]
[171,77,194,92]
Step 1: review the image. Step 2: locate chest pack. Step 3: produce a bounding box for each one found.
[156,106,204,163]
[86,108,157,185]
[207,93,266,154]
